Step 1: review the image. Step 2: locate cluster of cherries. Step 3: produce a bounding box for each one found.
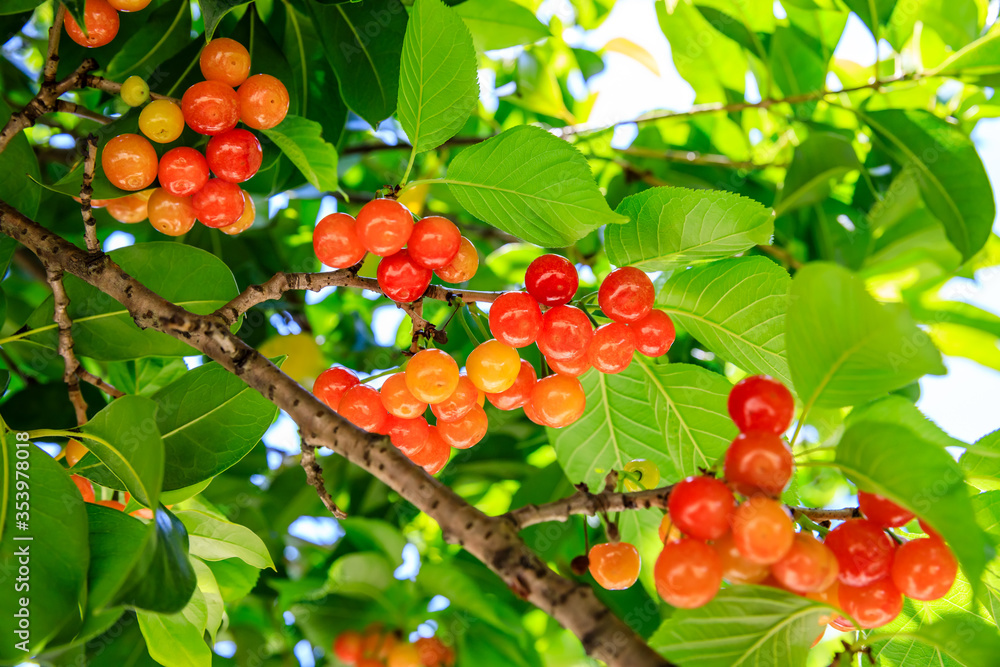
[584,375,958,635]
[64,0,149,48]
[332,627,453,667]
[93,38,288,236]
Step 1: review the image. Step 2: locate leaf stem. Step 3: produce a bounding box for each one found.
[399,146,418,187]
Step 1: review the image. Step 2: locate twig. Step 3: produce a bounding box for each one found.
[81,74,179,103]
[341,136,482,155]
[45,267,88,425]
[406,298,427,353]
[43,5,66,84]
[792,506,860,522]
[54,100,111,125]
[755,243,802,270]
[618,146,785,170]
[76,367,124,398]
[81,134,99,253]
[300,439,347,519]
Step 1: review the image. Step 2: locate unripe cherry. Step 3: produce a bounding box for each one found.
[466,340,521,393]
[654,539,723,608]
[437,404,488,449]
[434,236,478,283]
[220,193,255,235]
[102,134,158,191]
[731,496,795,564]
[105,190,151,223]
[405,349,459,404]
[486,360,536,410]
[430,375,479,422]
[138,100,184,143]
[589,542,640,590]
[380,373,427,419]
[529,374,585,428]
[598,267,654,323]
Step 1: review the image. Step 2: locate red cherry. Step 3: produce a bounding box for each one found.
[430,375,479,422]
[408,426,450,474]
[667,476,735,541]
[71,474,96,503]
[206,129,263,183]
[238,74,289,130]
[101,134,157,191]
[772,533,840,594]
[731,496,795,565]
[314,212,366,269]
[537,306,593,361]
[200,38,251,88]
[356,198,414,256]
[147,189,196,236]
[313,367,359,411]
[711,532,769,584]
[486,360,536,411]
[158,147,209,197]
[630,309,675,357]
[525,254,578,307]
[181,80,240,135]
[838,578,903,629]
[408,216,461,269]
[388,416,430,457]
[333,630,363,664]
[380,373,427,419]
[523,399,548,426]
[546,352,591,377]
[65,0,119,48]
[377,250,432,303]
[339,384,390,434]
[434,236,478,283]
[587,322,636,374]
[723,431,794,497]
[728,375,795,435]
[437,404,488,449]
[489,292,543,348]
[598,267,654,323]
[824,519,896,587]
[858,491,914,528]
[529,374,586,428]
[890,537,957,601]
[589,542,641,590]
[654,539,723,609]
[193,179,245,228]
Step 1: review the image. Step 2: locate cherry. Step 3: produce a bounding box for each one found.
[529,374,586,428]
[379,373,427,419]
[772,533,839,594]
[378,250,432,303]
[587,322,636,374]
[388,416,430,457]
[147,188,196,236]
[138,100,184,144]
[200,38,251,87]
[805,581,842,626]
[405,349,459,404]
[438,404,488,449]
[431,374,479,421]
[858,491,914,528]
[71,474,96,503]
[728,375,795,435]
[105,190,151,223]
[415,637,454,667]
[598,267,654,323]
[158,147,209,197]
[387,643,421,667]
[238,74,290,130]
[408,426,451,474]
[589,542,641,590]
[193,178,245,228]
[313,367,360,411]
[408,216,461,269]
[489,292,542,348]
[119,75,149,107]
[108,0,151,9]
[523,399,547,426]
[312,212,365,268]
[333,630,363,664]
[890,537,956,601]
[181,80,240,135]
[655,539,723,608]
[206,129,262,182]
[65,0,119,48]
[668,475,735,541]
[102,134,157,191]
[537,306,593,361]
[486,359,536,410]
[824,519,896,587]
[357,199,414,256]
[659,514,683,543]
[711,532,769,584]
[723,431,794,497]
[220,193,255,235]
[623,459,660,492]
[838,578,903,629]
[731,496,794,564]
[339,384,390,434]
[546,352,590,377]
[525,254,578,307]
[435,236,478,283]
[466,339,521,393]
[630,309,675,357]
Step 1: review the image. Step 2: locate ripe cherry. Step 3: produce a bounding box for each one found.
[659,513,683,543]
[182,80,240,135]
[529,374,586,428]
[102,134,157,191]
[546,352,590,377]
[525,254,578,307]
[437,404,488,449]
[630,309,675,357]
[220,193,255,235]
[587,322,636,374]
[668,475,735,541]
[430,374,479,421]
[772,533,840,594]
[589,542,641,590]
[147,188,196,236]
[623,459,660,492]
[339,384,390,434]
[838,578,903,629]
[537,305,593,361]
[313,212,365,268]
[193,178,245,228]
[523,399,547,426]
[105,190,151,223]
[728,375,795,435]
[435,236,478,283]
[408,216,461,269]
[805,581,842,626]
[415,637,454,667]
[65,0,119,48]
[238,74,290,130]
[598,267,654,323]
[486,360,536,411]
[824,519,896,587]
[388,416,430,457]
[655,539,723,608]
[71,474,96,503]
[333,630,363,664]
[313,367,360,411]
[405,349,459,404]
[119,76,149,107]
[377,250,432,302]
[200,38,251,87]
[731,496,795,564]
[724,431,794,497]
[711,532,769,584]
[858,491,914,528]
[466,339,521,393]
[158,147,209,197]
[357,199,414,256]
[408,426,451,474]
[206,129,262,182]
[890,537,956,601]
[380,373,428,419]
[489,292,542,348]
[108,0,150,9]
[138,100,185,143]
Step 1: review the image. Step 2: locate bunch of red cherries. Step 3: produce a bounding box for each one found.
[332,626,453,667]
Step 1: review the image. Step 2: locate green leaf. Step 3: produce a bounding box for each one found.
[607,187,774,271]
[871,615,1000,666]
[843,0,897,34]
[786,262,945,409]
[199,0,251,40]
[775,133,860,215]
[136,587,212,667]
[961,429,1000,490]
[932,29,1000,81]
[452,0,549,51]
[0,440,89,662]
[79,395,164,509]
[649,586,831,666]
[885,0,980,51]
[834,422,995,589]
[190,558,223,643]
[205,558,261,602]
[657,257,791,384]
[0,0,43,15]
[416,561,515,633]
[327,552,395,597]
[307,0,408,128]
[862,109,995,260]
[340,517,407,567]
[442,126,628,247]
[848,395,966,449]
[0,100,41,219]
[105,0,191,81]
[769,26,827,117]
[175,509,274,569]
[397,0,478,153]
[261,115,338,192]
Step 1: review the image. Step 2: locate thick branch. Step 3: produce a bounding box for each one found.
[45,267,88,425]
[43,5,66,84]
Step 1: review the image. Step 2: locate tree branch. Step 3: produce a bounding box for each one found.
[81,74,179,103]
[618,146,785,170]
[44,266,88,425]
[300,438,347,519]
[81,134,100,253]
[54,100,112,125]
[43,4,66,84]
